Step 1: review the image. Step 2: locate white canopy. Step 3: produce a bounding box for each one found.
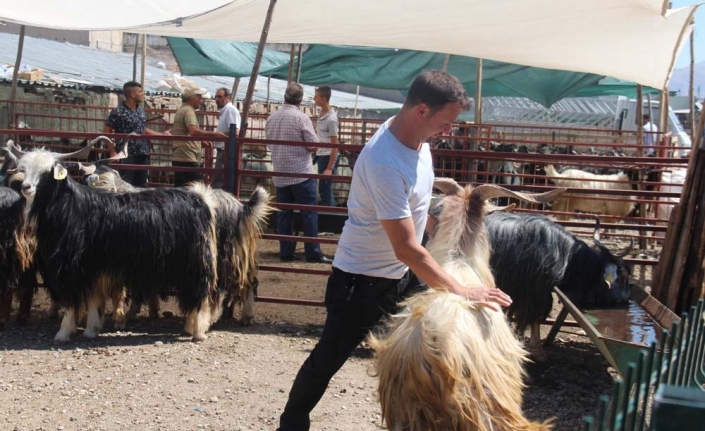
[0,0,697,89]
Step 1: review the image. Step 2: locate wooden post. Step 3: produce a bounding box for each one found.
[287,44,295,84]
[295,43,303,83]
[140,34,147,106]
[231,78,240,100]
[689,26,696,141]
[132,33,139,82]
[266,76,271,114]
[474,58,483,125]
[9,25,25,128]
[353,85,360,118]
[239,0,278,139]
[442,54,451,72]
[652,105,705,311]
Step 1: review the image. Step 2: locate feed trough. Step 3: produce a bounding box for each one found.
[545,285,681,377]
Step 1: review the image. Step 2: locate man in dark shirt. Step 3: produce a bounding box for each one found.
[104,81,161,187]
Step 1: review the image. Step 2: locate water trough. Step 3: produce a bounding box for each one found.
[545,284,681,377]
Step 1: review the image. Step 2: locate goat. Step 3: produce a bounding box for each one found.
[544,164,635,224]
[11,140,220,342]
[485,213,633,360]
[82,164,271,326]
[368,180,563,431]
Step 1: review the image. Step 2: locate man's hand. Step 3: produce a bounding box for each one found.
[323,168,333,176]
[450,285,512,312]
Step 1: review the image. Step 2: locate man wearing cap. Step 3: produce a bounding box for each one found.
[171,86,227,187]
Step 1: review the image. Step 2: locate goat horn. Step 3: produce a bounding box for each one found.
[433,177,463,195]
[614,237,635,258]
[1,140,19,162]
[55,136,113,161]
[78,163,97,175]
[472,184,567,204]
[9,141,26,159]
[95,146,128,166]
[592,216,602,242]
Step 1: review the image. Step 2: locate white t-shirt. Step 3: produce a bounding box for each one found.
[215,102,241,149]
[332,119,434,279]
[643,122,658,155]
[315,109,339,157]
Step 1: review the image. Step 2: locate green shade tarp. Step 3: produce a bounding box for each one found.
[168,38,659,107]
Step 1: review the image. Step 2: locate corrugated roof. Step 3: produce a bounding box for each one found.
[0,33,402,112]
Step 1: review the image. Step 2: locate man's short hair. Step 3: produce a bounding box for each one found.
[123,81,142,97]
[315,86,332,102]
[284,83,304,105]
[216,87,230,98]
[643,114,651,120]
[404,70,471,113]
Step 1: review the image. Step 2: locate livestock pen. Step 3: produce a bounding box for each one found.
[0,101,697,429]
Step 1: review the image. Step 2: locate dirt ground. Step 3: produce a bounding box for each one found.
[0,230,657,431]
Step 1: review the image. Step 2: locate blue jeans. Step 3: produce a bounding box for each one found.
[276,178,323,260]
[316,155,337,207]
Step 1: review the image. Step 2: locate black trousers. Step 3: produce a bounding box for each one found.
[172,161,203,187]
[278,267,427,431]
[119,155,150,188]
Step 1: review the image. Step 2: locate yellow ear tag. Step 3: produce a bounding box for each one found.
[54,164,68,180]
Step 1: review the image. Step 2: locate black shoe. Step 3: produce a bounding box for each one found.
[307,255,333,264]
[280,254,303,262]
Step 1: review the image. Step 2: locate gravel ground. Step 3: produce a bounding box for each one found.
[0,231,656,431]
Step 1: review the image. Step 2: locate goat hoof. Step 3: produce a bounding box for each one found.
[192,333,207,343]
[83,328,99,339]
[54,331,71,343]
[530,349,548,362]
[239,316,254,326]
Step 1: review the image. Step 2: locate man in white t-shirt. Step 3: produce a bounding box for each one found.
[277,71,512,431]
[313,86,340,206]
[642,114,658,156]
[212,87,241,188]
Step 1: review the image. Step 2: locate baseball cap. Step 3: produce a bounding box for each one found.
[183,86,207,98]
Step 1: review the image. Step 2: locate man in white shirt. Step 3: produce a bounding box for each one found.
[277,71,512,431]
[642,114,658,156]
[213,87,241,188]
[313,86,340,206]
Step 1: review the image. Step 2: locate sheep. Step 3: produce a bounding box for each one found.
[11,140,220,342]
[544,164,635,224]
[368,179,563,431]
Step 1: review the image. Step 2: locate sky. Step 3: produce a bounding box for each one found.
[673,1,703,69]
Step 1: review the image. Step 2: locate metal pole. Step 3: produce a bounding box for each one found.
[287,44,295,84]
[239,0,278,139]
[295,43,303,83]
[140,34,147,106]
[441,54,451,72]
[9,25,26,127]
[474,58,483,124]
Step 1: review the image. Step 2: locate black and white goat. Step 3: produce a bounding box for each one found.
[485,212,633,359]
[82,164,272,325]
[11,140,220,342]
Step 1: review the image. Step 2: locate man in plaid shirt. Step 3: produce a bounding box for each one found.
[266,83,332,264]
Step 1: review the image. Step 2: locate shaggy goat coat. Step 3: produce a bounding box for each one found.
[369,181,556,431]
[545,164,635,222]
[86,168,272,324]
[22,151,219,341]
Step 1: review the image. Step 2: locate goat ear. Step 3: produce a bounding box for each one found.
[484,203,516,214]
[53,164,68,180]
[433,177,463,195]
